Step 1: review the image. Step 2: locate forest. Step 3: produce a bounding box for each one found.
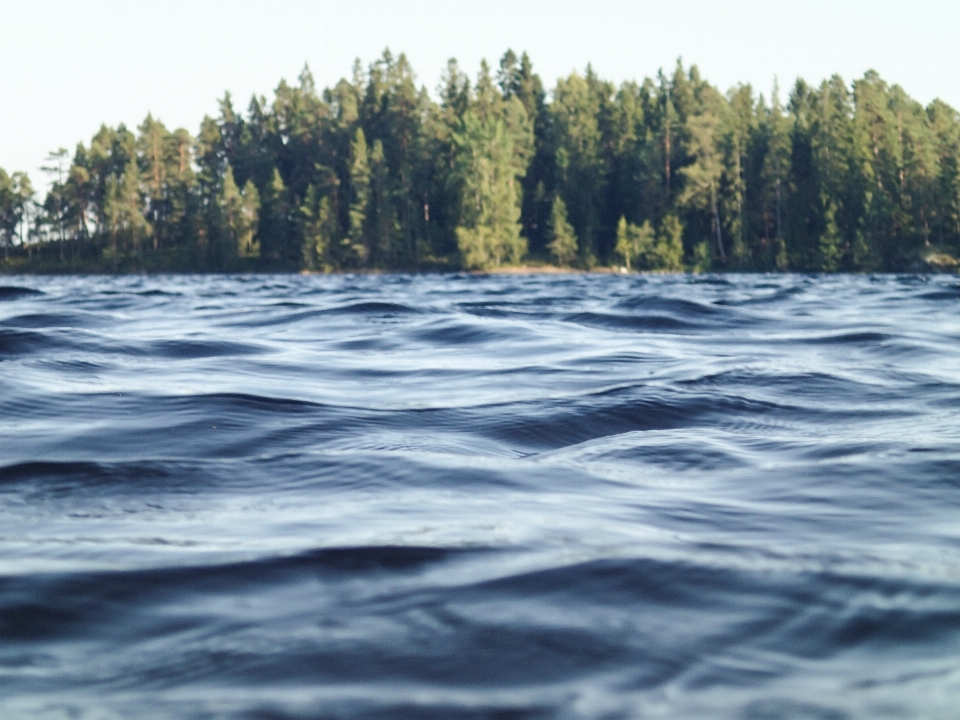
[2,50,959,274]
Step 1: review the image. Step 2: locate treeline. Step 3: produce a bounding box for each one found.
[2,50,960,274]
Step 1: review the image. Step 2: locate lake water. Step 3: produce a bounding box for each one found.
[2,273,960,719]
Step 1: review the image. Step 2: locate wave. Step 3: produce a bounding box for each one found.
[2,273,959,718]
[0,327,56,358]
[148,339,265,359]
[322,300,423,316]
[807,330,895,344]
[0,285,42,300]
[566,310,700,331]
[915,283,960,301]
[0,311,110,329]
[613,295,726,315]
[5,548,959,716]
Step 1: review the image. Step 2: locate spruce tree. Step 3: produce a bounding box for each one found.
[450,61,531,269]
[237,180,260,258]
[369,139,396,265]
[722,84,754,268]
[614,216,653,270]
[217,166,243,263]
[452,112,527,268]
[761,81,791,268]
[348,128,371,263]
[653,214,685,271]
[260,168,294,268]
[16,51,960,274]
[104,156,151,266]
[679,106,725,264]
[138,114,172,250]
[299,185,336,270]
[547,195,578,265]
[550,71,606,263]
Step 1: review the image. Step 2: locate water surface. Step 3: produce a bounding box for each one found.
[2,273,960,719]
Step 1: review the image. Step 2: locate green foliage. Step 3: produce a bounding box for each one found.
[818,199,842,271]
[5,53,960,274]
[678,103,725,264]
[653,214,685,271]
[346,128,371,264]
[300,187,336,270]
[450,64,530,269]
[368,139,396,265]
[547,195,578,264]
[0,169,32,260]
[217,167,242,257]
[104,156,152,261]
[215,166,260,260]
[550,70,609,262]
[237,180,261,258]
[261,168,293,267]
[616,214,684,271]
[692,241,713,273]
[759,81,791,269]
[615,216,653,270]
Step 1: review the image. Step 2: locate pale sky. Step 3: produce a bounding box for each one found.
[1,0,958,185]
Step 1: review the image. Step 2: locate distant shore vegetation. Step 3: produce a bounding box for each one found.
[2,50,960,275]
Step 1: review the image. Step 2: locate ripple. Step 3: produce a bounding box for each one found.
[1,273,959,718]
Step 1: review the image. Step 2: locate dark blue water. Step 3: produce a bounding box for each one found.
[2,273,960,719]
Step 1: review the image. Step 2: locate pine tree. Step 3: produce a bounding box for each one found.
[138,114,172,250]
[17,52,960,274]
[167,127,197,254]
[41,148,71,260]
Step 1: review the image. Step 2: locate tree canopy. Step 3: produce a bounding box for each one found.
[3,51,959,273]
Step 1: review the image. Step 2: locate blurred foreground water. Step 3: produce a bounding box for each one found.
[1,272,960,719]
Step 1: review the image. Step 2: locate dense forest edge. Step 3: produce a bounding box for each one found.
[2,49,960,275]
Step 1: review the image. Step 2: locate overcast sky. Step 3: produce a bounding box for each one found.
[2,0,958,184]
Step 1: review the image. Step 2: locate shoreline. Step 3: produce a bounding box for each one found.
[3,257,958,277]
